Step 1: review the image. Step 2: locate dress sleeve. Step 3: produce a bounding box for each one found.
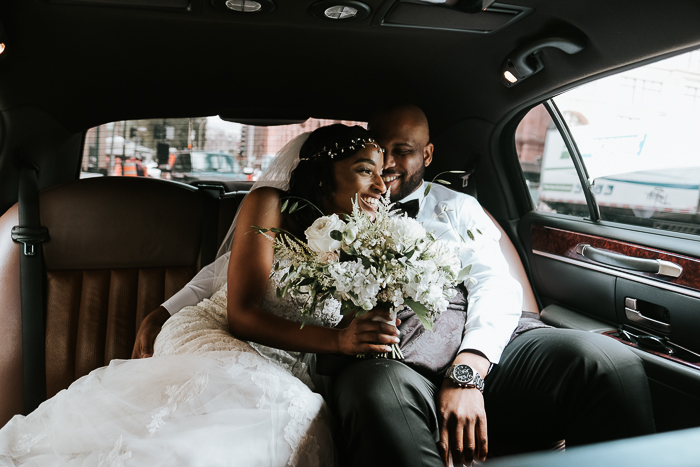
[161,254,228,315]
[455,197,523,364]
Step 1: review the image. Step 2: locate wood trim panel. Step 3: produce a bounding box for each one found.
[531,225,700,292]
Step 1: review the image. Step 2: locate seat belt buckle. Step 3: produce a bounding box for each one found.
[11,226,49,256]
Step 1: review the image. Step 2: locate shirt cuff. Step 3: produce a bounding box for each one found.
[459,328,511,364]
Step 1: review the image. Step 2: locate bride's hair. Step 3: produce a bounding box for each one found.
[287,124,373,233]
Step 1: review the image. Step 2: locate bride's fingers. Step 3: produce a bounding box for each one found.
[361,309,393,322]
[359,331,400,345]
[355,321,398,336]
[363,344,393,354]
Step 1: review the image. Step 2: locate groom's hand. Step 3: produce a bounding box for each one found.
[336,308,400,355]
[131,306,170,359]
[437,352,490,466]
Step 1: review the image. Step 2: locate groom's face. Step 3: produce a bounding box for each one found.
[371,108,433,202]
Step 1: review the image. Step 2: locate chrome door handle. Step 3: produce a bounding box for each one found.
[576,244,682,278]
[624,297,671,333]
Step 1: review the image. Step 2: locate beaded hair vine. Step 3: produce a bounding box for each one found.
[299,137,385,161]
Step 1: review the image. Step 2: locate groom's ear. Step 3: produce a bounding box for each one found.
[423,143,434,167]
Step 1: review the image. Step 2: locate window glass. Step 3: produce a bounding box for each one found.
[518,48,700,235]
[515,104,588,216]
[81,117,365,182]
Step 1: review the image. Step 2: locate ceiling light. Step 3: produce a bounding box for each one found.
[324,5,358,19]
[310,1,371,21]
[225,0,262,12]
[503,70,517,84]
[501,36,586,87]
[211,0,275,14]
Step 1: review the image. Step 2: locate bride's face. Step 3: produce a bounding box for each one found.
[326,146,386,220]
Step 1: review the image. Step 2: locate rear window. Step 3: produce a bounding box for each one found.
[81,117,366,182]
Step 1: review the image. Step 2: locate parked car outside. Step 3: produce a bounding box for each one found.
[168,150,247,183]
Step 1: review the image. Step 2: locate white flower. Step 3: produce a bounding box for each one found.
[387,216,427,253]
[319,251,339,263]
[305,214,345,253]
[342,222,359,243]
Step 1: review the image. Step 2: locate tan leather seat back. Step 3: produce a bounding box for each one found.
[0,177,204,426]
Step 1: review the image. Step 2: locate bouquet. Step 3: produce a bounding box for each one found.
[254,192,475,359]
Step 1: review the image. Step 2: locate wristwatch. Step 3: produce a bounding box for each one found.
[445,364,485,393]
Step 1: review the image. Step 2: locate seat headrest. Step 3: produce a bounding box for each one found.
[40,177,203,270]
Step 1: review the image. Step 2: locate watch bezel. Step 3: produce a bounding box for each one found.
[446,364,485,392]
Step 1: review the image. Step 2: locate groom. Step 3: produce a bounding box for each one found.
[327,104,655,466]
[132,105,656,465]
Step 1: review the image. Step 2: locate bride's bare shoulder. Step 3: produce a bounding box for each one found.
[241,186,284,208]
[237,187,286,226]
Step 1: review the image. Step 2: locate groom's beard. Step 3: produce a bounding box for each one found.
[389,165,425,203]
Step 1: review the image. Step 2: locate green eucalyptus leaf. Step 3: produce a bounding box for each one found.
[424,183,432,197]
[457,264,473,283]
[477,229,483,235]
[330,230,343,241]
[404,298,433,332]
[281,199,289,212]
[436,179,451,185]
[289,201,299,213]
[467,230,475,241]
[448,170,466,174]
[270,227,281,233]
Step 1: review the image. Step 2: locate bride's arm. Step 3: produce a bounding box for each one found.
[227,187,399,355]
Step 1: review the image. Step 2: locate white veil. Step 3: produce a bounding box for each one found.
[211,132,311,290]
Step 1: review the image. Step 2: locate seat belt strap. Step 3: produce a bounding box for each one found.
[11,161,49,415]
[198,184,223,268]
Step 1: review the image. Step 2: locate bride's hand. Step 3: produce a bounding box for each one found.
[336,308,400,355]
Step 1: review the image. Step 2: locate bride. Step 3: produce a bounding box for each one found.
[0,124,400,466]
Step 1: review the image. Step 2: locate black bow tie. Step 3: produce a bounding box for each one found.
[393,199,420,219]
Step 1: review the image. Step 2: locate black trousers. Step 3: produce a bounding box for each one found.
[329,328,656,467]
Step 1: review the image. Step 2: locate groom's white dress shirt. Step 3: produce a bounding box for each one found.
[162,181,523,364]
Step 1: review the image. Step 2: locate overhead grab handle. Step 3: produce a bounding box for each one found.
[575,244,682,278]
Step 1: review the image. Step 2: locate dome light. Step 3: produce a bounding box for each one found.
[225,0,262,12]
[310,1,371,22]
[324,5,358,19]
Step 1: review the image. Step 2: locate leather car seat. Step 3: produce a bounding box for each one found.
[0,177,537,428]
[0,177,207,426]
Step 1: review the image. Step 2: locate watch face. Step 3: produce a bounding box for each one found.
[453,365,473,384]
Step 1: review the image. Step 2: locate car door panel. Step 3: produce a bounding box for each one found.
[518,211,700,432]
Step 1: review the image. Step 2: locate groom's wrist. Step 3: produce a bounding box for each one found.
[452,351,490,380]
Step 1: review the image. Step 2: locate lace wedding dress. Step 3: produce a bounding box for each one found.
[0,264,342,467]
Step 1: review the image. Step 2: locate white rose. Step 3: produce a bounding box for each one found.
[305,214,345,253]
[319,251,339,263]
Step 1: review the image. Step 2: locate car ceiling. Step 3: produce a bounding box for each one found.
[2,0,700,136]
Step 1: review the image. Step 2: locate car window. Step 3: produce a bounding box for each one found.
[517,48,700,235]
[515,104,589,216]
[81,117,366,182]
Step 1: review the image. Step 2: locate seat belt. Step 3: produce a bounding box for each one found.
[197,183,224,267]
[11,160,49,415]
